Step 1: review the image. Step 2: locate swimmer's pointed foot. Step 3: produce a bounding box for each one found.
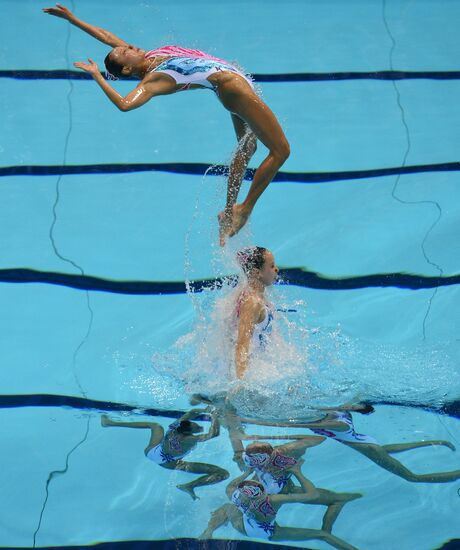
[228,203,250,238]
[101,414,111,427]
[435,440,456,451]
[218,210,232,247]
[177,483,200,500]
[198,530,213,540]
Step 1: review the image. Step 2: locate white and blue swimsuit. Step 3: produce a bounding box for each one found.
[151,56,254,92]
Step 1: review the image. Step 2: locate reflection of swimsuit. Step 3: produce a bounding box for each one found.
[146,422,195,465]
[236,294,274,351]
[311,411,378,445]
[246,452,297,495]
[145,45,254,92]
[146,443,178,465]
[257,470,292,495]
[231,489,276,540]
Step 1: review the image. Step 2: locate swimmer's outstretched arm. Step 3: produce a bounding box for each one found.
[43,4,128,47]
[199,504,232,539]
[225,469,253,499]
[196,413,221,442]
[271,460,319,504]
[73,59,170,111]
[179,408,209,422]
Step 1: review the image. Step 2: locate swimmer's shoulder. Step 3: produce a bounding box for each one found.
[237,291,266,322]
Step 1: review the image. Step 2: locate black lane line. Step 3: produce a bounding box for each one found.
[436,540,460,550]
[1,539,312,550]
[0,394,190,420]
[0,394,459,421]
[3,69,460,81]
[1,268,460,294]
[2,160,460,183]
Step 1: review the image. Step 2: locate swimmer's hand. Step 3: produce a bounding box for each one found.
[43,3,75,21]
[287,458,304,471]
[74,58,101,76]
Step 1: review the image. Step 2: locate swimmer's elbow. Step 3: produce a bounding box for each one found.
[117,99,138,112]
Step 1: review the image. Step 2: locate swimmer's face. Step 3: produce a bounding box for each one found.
[258,251,279,286]
[110,45,144,71]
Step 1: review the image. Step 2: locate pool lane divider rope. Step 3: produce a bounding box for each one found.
[0,393,458,421]
[0,268,459,293]
[3,69,460,81]
[2,160,460,183]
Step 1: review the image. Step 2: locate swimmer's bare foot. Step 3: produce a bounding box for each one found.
[228,203,250,238]
[218,204,251,246]
[218,209,232,247]
[177,483,199,500]
[432,440,456,451]
[101,414,112,427]
[198,529,213,540]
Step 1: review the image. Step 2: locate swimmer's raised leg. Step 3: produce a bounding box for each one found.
[287,482,361,533]
[382,440,455,453]
[200,504,244,539]
[272,526,358,550]
[346,442,460,483]
[218,83,290,245]
[218,115,257,246]
[100,415,164,450]
[173,460,230,500]
[319,491,361,533]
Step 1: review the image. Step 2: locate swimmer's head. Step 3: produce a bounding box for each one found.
[242,442,273,468]
[354,403,375,415]
[237,247,278,286]
[237,479,266,498]
[246,442,274,455]
[176,420,203,434]
[104,45,145,79]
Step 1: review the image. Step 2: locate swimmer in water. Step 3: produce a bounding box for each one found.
[233,246,278,379]
[244,403,460,484]
[43,4,290,245]
[101,408,229,500]
[200,461,358,550]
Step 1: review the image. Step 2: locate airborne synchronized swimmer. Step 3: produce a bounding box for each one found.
[43,3,290,246]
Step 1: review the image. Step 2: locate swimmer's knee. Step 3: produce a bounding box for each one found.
[220,469,230,480]
[273,141,290,164]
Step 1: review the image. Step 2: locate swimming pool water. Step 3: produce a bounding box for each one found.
[1,1,460,549]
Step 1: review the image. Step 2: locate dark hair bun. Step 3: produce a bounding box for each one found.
[237,246,267,275]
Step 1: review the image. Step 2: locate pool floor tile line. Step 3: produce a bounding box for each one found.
[2,161,460,183]
[0,268,459,294]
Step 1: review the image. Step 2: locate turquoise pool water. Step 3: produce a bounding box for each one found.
[1,1,460,549]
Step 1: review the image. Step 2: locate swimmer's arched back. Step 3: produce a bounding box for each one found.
[43,4,290,244]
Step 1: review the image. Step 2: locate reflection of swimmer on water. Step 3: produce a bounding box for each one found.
[43,5,290,245]
[232,246,278,379]
[242,438,323,494]
[101,408,228,500]
[244,441,360,525]
[200,460,358,550]
[248,403,460,484]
